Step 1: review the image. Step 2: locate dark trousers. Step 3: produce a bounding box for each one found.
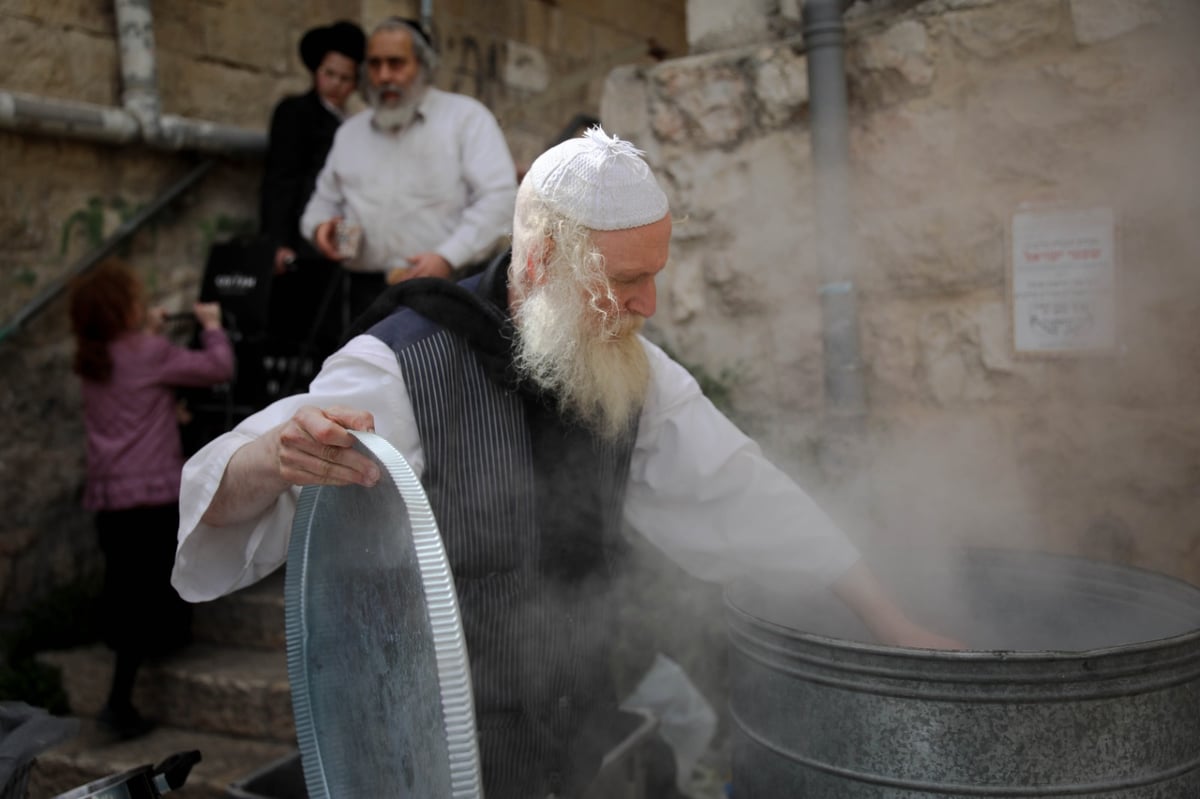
[96,504,193,660]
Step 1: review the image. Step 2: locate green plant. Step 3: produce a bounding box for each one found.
[59,197,106,254]
[59,195,154,257]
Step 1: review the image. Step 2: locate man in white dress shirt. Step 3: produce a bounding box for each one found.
[176,126,955,798]
[300,16,517,323]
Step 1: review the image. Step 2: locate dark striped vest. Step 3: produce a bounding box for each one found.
[367,267,637,798]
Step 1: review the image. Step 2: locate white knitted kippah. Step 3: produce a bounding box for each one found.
[525,125,669,231]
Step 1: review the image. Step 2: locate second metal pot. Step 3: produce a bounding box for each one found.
[53,750,201,799]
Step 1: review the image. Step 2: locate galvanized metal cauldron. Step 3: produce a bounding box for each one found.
[726,547,1200,797]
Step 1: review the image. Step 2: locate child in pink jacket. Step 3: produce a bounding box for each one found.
[69,257,234,739]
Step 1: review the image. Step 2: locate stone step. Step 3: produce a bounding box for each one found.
[193,569,287,652]
[38,643,295,743]
[27,719,296,799]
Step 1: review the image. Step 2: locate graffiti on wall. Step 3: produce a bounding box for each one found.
[437,30,552,108]
[441,31,505,107]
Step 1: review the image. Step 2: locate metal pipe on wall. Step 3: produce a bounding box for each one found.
[113,0,162,139]
[0,0,265,339]
[0,0,265,155]
[0,90,141,145]
[0,89,265,154]
[803,0,867,418]
[420,0,435,37]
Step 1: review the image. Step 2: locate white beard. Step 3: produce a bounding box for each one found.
[514,275,650,440]
[367,82,424,132]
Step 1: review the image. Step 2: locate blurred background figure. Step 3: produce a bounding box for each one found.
[302,16,517,325]
[243,20,366,405]
[260,19,365,277]
[67,258,234,739]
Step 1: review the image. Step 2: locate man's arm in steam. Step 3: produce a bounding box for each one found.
[831,559,961,649]
[627,339,961,650]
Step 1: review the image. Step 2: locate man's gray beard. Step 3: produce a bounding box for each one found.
[514,278,651,440]
[368,83,424,131]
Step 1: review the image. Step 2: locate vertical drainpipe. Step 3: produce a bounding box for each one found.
[113,0,162,140]
[421,0,435,39]
[804,0,867,419]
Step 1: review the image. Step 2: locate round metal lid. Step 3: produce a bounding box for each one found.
[285,431,482,799]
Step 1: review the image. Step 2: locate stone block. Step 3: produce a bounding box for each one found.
[855,19,935,91]
[593,22,647,62]
[504,39,550,92]
[977,299,1014,373]
[40,644,294,742]
[363,0,421,24]
[661,239,709,324]
[601,65,653,151]
[653,61,751,147]
[703,251,769,317]
[198,4,289,73]
[504,127,547,176]
[1070,0,1162,45]
[917,305,999,404]
[158,53,275,128]
[648,0,690,58]
[942,0,1064,59]
[147,1,209,61]
[0,526,38,558]
[192,571,287,652]
[1046,53,1136,96]
[851,103,962,212]
[522,0,561,52]
[860,301,921,405]
[0,0,114,34]
[753,45,808,128]
[561,10,596,62]
[856,203,1006,297]
[0,17,120,105]
[686,0,771,54]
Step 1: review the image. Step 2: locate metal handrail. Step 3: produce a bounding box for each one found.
[0,158,216,343]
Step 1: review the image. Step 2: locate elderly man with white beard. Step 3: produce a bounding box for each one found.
[174,127,956,798]
[299,16,517,326]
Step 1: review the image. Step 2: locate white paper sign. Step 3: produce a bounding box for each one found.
[1011,206,1117,354]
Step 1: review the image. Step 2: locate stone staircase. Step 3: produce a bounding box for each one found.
[26,569,298,799]
[21,564,732,799]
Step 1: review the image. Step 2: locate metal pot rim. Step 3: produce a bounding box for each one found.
[53,764,154,799]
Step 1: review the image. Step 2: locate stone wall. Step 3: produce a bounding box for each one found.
[0,0,685,616]
[603,0,1200,587]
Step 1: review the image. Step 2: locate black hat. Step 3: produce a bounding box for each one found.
[299,20,366,73]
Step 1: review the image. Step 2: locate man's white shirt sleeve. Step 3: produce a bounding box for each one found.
[626,339,860,587]
[173,333,859,602]
[172,335,420,601]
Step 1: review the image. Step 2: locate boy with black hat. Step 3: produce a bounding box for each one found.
[260,20,366,276]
